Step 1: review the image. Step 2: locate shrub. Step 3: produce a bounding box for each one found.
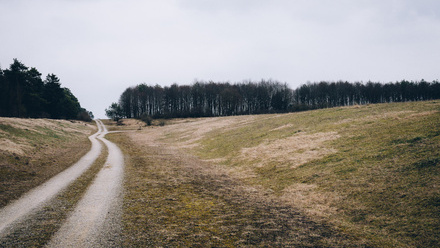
[140,113,153,126]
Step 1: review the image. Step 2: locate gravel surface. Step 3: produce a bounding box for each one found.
[46,120,124,247]
[0,120,103,238]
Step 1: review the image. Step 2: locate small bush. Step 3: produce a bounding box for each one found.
[77,111,92,122]
[140,114,153,126]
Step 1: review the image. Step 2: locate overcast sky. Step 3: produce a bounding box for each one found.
[1,0,440,118]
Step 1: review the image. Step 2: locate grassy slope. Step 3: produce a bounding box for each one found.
[109,126,356,247]
[187,101,440,247]
[0,118,96,207]
[106,101,439,247]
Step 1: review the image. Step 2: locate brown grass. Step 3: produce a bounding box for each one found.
[240,131,340,169]
[282,183,342,220]
[105,101,440,247]
[108,132,359,247]
[0,138,31,155]
[0,118,95,207]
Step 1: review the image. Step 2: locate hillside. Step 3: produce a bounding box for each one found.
[107,100,440,247]
[0,118,95,207]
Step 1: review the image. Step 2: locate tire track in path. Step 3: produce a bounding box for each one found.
[46,120,124,247]
[0,120,104,238]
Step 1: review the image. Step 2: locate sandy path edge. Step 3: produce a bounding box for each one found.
[0,120,104,237]
[46,120,125,247]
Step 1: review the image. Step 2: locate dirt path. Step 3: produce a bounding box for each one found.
[46,120,124,247]
[0,120,104,237]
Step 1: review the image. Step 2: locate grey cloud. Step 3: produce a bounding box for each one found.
[1,0,439,118]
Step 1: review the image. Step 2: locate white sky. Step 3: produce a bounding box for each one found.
[1,0,440,118]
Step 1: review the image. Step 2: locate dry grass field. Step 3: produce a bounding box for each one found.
[0,118,95,207]
[106,100,440,247]
[1,101,438,247]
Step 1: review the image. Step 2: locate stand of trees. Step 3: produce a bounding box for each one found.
[0,59,93,121]
[106,79,440,120]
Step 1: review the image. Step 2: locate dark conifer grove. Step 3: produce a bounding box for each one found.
[106,79,440,120]
[0,59,93,121]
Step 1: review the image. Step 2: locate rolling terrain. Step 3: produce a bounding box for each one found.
[0,101,438,247]
[107,100,439,247]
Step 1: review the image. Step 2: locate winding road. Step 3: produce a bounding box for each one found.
[0,120,124,247]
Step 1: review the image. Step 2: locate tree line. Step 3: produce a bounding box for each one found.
[106,79,440,120]
[0,59,93,121]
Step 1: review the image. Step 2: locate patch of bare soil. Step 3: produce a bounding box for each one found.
[120,131,362,247]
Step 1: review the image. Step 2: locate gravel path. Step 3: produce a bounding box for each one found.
[0,120,104,238]
[46,120,125,247]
